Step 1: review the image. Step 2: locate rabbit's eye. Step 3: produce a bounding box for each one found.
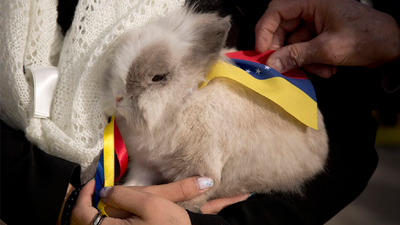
[152,74,167,82]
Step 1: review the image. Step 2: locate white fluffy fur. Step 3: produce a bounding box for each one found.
[102,7,329,211]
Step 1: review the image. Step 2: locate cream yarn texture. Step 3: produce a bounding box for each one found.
[0,0,184,182]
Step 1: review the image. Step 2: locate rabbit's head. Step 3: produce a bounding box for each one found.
[103,8,231,131]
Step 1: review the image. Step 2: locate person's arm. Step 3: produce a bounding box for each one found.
[0,120,81,225]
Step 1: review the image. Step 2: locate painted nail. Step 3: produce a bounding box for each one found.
[249,193,255,198]
[100,187,111,198]
[196,177,214,190]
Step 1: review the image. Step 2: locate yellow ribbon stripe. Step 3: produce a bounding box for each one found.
[97,200,108,216]
[200,61,318,130]
[103,116,115,187]
[97,116,115,216]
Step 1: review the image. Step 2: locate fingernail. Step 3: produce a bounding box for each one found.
[196,177,214,190]
[249,193,255,197]
[267,58,283,72]
[100,187,111,198]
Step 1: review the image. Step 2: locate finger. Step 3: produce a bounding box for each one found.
[266,35,331,73]
[200,193,250,215]
[127,176,213,202]
[268,26,286,50]
[71,180,99,225]
[77,179,95,206]
[101,185,169,219]
[255,0,305,52]
[98,216,138,225]
[255,7,281,53]
[105,205,133,219]
[303,64,337,78]
[269,19,301,50]
[102,186,154,216]
[287,25,314,44]
[97,217,129,225]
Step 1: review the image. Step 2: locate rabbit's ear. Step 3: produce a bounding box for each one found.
[186,14,231,66]
[196,14,231,54]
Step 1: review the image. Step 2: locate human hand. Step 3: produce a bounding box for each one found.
[99,184,193,225]
[71,180,102,225]
[71,178,196,224]
[200,193,250,214]
[255,0,400,78]
[71,177,249,224]
[122,177,249,215]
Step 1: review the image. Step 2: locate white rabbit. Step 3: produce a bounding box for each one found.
[102,6,329,211]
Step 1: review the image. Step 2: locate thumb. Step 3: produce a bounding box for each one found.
[200,193,250,214]
[126,176,214,202]
[267,39,324,73]
[70,180,100,225]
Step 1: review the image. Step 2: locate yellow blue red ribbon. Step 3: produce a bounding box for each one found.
[94,116,128,215]
[201,50,318,130]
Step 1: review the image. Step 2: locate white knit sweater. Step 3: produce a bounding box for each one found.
[0,0,184,182]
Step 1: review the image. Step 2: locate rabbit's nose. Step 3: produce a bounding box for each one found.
[116,97,123,102]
